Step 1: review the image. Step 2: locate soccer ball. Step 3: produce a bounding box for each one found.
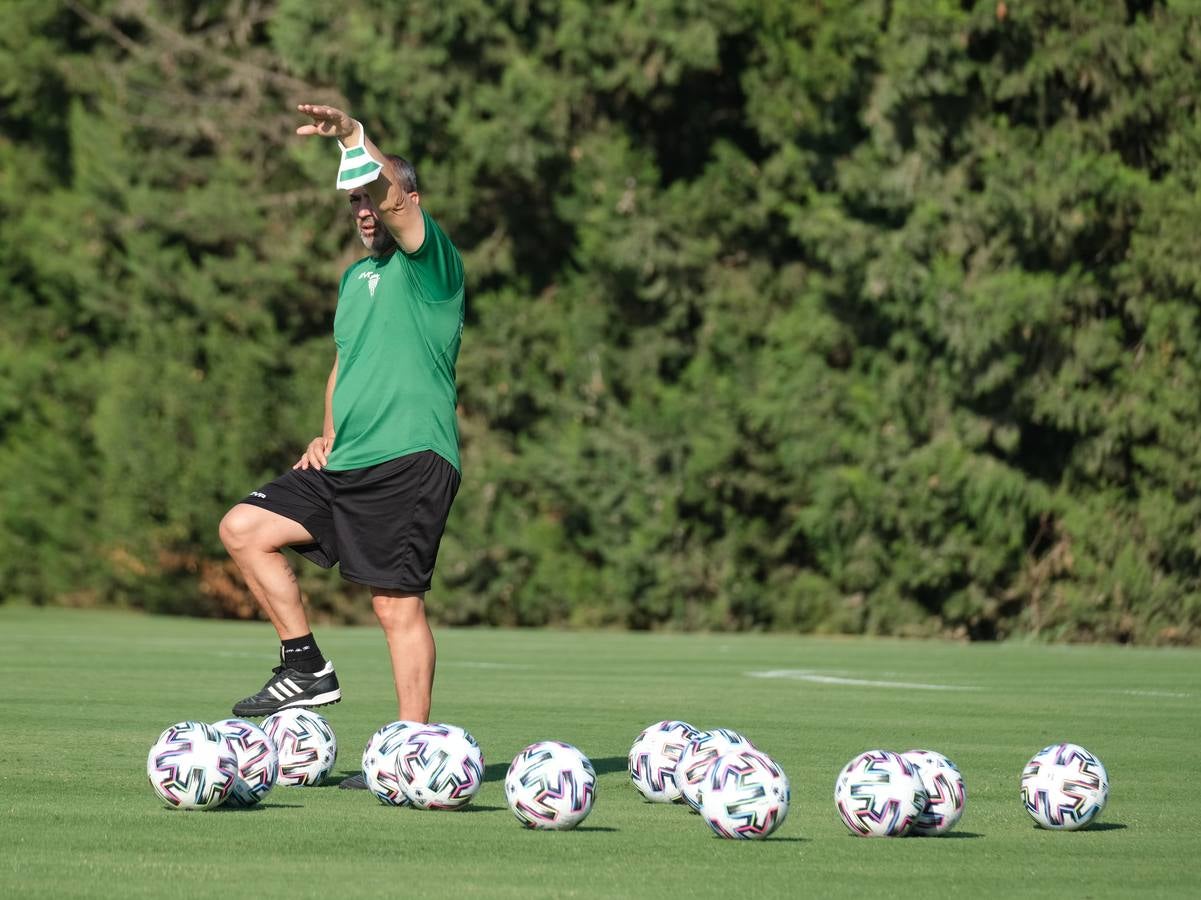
[505,741,598,830]
[678,729,754,812]
[1021,742,1109,830]
[700,748,790,840]
[395,723,485,810]
[212,717,279,807]
[146,721,239,810]
[628,720,699,803]
[834,749,927,837]
[361,720,423,806]
[261,708,338,786]
[901,749,966,836]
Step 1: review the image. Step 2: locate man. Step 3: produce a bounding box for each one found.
[218,104,465,738]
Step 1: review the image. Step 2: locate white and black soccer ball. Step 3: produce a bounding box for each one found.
[834,749,927,837]
[212,717,279,807]
[700,748,790,840]
[361,720,423,806]
[505,740,598,830]
[1021,742,1109,831]
[678,729,755,812]
[901,749,966,836]
[146,721,239,810]
[395,723,485,810]
[628,720,699,803]
[261,708,338,787]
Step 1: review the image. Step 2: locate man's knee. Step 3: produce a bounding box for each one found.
[373,594,427,632]
[219,505,271,554]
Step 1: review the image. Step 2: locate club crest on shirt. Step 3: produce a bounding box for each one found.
[358,270,381,297]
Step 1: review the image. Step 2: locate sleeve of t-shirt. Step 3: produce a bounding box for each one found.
[403,208,465,303]
[337,264,354,299]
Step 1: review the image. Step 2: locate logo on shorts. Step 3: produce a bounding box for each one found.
[249,491,267,499]
[358,270,381,297]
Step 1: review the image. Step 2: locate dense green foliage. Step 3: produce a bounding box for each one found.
[4,606,1201,898]
[1,1,1199,642]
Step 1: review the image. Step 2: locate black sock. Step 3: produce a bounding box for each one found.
[280,633,326,674]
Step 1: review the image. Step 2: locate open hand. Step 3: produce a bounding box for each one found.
[296,104,356,141]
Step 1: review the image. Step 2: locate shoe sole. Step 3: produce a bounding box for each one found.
[232,690,342,718]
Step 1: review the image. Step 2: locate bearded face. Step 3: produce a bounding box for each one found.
[347,189,398,257]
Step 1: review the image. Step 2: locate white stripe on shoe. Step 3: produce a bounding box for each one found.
[282,689,343,709]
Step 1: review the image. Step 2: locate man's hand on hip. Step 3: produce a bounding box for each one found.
[294,435,334,471]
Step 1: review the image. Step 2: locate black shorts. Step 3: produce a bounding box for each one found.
[239,450,460,593]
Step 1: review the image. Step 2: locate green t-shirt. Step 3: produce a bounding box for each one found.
[324,207,465,472]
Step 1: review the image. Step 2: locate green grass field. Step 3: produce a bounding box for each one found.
[2,606,1199,899]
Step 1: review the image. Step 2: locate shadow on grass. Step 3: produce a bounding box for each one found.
[209,803,305,811]
[709,836,811,843]
[935,831,984,839]
[1031,822,1127,833]
[353,803,508,813]
[483,756,627,783]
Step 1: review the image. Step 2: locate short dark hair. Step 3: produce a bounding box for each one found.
[386,154,418,193]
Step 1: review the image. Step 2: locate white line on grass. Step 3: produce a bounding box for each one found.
[745,669,982,691]
[1115,689,1191,699]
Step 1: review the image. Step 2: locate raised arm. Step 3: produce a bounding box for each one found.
[296,104,426,252]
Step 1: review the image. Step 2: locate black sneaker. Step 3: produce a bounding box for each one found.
[339,773,368,790]
[231,661,341,717]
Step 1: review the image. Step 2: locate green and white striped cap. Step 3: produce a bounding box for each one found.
[337,144,383,190]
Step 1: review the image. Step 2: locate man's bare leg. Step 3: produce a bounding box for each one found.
[220,503,340,716]
[218,504,315,639]
[372,590,436,722]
